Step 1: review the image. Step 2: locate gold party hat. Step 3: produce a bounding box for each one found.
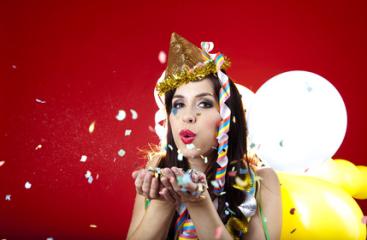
[156,32,230,95]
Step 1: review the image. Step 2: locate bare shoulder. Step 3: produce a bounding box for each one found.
[256,168,280,193]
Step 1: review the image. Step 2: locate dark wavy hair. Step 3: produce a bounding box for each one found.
[159,73,250,227]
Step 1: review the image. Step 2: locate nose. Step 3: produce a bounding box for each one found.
[182,110,196,124]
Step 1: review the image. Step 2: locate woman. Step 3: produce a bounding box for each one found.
[128,33,282,240]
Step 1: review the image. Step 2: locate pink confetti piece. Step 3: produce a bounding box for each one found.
[0,161,5,167]
[80,155,87,162]
[11,64,17,69]
[158,50,167,64]
[35,144,42,150]
[25,181,32,189]
[214,226,223,239]
[35,98,46,104]
[362,216,367,224]
[89,121,96,133]
[96,174,99,180]
[89,224,98,228]
[148,125,155,132]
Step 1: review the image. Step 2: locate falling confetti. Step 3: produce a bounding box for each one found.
[11,64,17,69]
[362,216,367,224]
[89,224,98,228]
[80,155,87,163]
[5,194,11,201]
[125,129,132,136]
[0,161,5,167]
[290,208,296,215]
[177,150,183,161]
[35,98,46,104]
[35,144,42,150]
[130,109,138,120]
[118,149,126,157]
[211,180,219,188]
[232,116,236,123]
[116,110,126,121]
[85,170,91,178]
[214,226,223,239]
[87,176,94,184]
[25,181,32,189]
[186,143,195,150]
[46,237,54,240]
[89,121,96,133]
[96,174,99,180]
[290,228,296,234]
[158,50,167,64]
[167,144,173,151]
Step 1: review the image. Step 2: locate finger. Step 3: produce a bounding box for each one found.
[132,170,140,179]
[184,181,197,193]
[149,177,159,199]
[142,172,153,198]
[170,176,181,192]
[159,188,175,203]
[135,171,145,195]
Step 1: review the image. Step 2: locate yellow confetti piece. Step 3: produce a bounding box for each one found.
[232,184,245,191]
[89,121,96,133]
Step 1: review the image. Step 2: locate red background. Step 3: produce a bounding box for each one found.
[1,1,366,239]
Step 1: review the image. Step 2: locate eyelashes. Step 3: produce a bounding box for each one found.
[171,99,214,112]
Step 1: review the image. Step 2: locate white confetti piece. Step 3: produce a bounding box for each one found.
[89,224,98,228]
[0,161,5,167]
[186,143,195,150]
[80,155,87,162]
[211,180,219,188]
[85,170,91,178]
[130,109,138,120]
[125,129,132,136]
[177,152,183,161]
[5,194,11,201]
[89,121,96,133]
[204,157,208,164]
[167,144,173,150]
[118,149,126,157]
[46,237,54,240]
[158,50,167,64]
[116,110,126,121]
[35,98,46,104]
[35,144,42,150]
[25,181,32,189]
[87,176,93,184]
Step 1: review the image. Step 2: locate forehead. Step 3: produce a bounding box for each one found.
[174,78,215,96]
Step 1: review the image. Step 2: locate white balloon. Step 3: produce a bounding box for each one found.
[247,71,347,173]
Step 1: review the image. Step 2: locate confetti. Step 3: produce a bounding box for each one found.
[125,129,132,136]
[11,64,17,69]
[279,140,284,147]
[116,110,126,121]
[290,228,296,234]
[118,149,126,157]
[214,226,223,239]
[232,116,236,123]
[87,176,94,184]
[249,142,256,148]
[167,144,173,150]
[177,150,183,161]
[85,170,91,178]
[158,50,167,64]
[0,161,5,167]
[290,208,296,215]
[80,155,87,162]
[362,216,367,224]
[25,181,32,189]
[35,144,42,150]
[5,194,11,201]
[239,168,248,174]
[35,98,46,104]
[211,180,219,188]
[204,157,208,164]
[130,109,138,120]
[46,237,54,240]
[89,121,96,133]
[186,143,195,150]
[228,171,237,177]
[89,224,98,228]
[96,174,99,180]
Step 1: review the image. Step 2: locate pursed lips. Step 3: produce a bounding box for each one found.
[179,129,196,144]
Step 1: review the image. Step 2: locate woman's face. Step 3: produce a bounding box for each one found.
[169,78,221,159]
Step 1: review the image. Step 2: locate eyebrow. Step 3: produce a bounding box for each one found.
[172,93,214,99]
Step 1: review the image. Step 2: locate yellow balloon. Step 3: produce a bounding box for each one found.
[309,159,362,196]
[354,165,367,200]
[279,172,366,240]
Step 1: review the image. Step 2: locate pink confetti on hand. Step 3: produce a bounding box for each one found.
[214,226,223,239]
[158,51,167,64]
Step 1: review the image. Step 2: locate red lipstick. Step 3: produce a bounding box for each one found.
[179,129,196,144]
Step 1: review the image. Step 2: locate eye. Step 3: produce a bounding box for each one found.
[172,101,184,109]
[198,100,213,108]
